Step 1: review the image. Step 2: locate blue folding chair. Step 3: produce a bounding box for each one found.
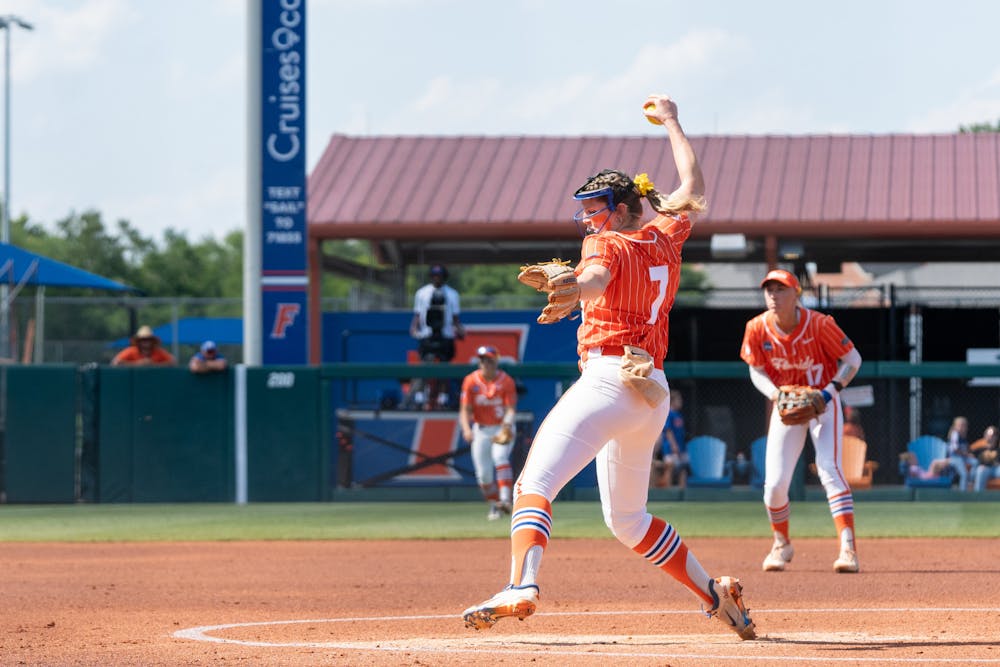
[904,435,952,488]
[749,436,767,489]
[685,436,733,488]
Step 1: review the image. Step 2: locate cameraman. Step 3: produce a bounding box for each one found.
[410,264,465,362]
[406,265,465,408]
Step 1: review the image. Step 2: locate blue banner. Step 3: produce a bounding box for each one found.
[260,0,308,364]
[263,290,308,364]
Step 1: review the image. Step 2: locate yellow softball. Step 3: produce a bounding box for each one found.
[643,102,662,125]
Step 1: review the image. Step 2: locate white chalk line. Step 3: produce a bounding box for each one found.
[173,607,1000,663]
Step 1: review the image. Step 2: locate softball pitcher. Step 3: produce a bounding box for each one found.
[740,269,863,573]
[459,345,518,521]
[463,94,756,641]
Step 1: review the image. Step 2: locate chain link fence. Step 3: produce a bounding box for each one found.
[6,284,1000,365]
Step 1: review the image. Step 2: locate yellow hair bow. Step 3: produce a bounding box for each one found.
[633,173,655,196]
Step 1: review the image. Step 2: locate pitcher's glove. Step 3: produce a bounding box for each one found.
[776,385,826,425]
[492,423,513,445]
[517,259,580,324]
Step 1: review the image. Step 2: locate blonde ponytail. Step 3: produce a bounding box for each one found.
[633,172,706,214]
[646,189,707,215]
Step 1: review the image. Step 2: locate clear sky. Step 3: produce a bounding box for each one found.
[5,0,1000,242]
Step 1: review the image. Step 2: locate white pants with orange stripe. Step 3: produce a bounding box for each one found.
[471,423,515,486]
[514,354,670,547]
[763,392,848,508]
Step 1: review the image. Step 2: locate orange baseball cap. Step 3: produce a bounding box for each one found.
[760,269,801,293]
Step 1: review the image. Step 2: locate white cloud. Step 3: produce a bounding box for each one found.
[397,75,504,132]
[411,75,502,113]
[980,65,1000,90]
[717,104,815,134]
[107,163,245,240]
[9,0,139,83]
[385,28,747,136]
[506,74,592,125]
[905,71,1000,132]
[906,99,1000,133]
[617,30,744,96]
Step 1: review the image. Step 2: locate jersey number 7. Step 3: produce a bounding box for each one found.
[647,266,669,324]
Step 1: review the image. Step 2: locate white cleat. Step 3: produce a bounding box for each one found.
[833,548,860,573]
[486,505,502,521]
[462,584,539,630]
[762,541,794,572]
[705,576,757,640]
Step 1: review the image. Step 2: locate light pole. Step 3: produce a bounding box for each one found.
[0,14,32,361]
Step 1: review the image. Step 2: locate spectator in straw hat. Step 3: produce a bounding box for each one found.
[111,325,176,366]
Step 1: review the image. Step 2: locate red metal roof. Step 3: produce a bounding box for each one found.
[308,133,1000,241]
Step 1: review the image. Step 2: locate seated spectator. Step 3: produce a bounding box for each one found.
[651,390,687,488]
[899,451,952,481]
[843,406,866,440]
[189,340,228,374]
[111,325,176,366]
[971,425,999,491]
[731,448,751,485]
[946,416,975,491]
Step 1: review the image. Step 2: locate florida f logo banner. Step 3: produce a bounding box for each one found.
[271,303,301,339]
[262,290,308,364]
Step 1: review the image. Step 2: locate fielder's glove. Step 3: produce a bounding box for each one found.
[517,259,580,324]
[492,424,514,445]
[776,385,827,425]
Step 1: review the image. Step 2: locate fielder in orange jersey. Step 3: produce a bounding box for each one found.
[459,345,519,521]
[463,94,756,641]
[740,269,864,573]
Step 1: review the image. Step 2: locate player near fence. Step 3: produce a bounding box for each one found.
[740,269,864,573]
[459,345,518,521]
[462,94,756,640]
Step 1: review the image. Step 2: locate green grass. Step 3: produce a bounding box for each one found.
[0,502,995,541]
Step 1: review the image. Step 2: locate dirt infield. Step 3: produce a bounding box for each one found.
[3,538,999,666]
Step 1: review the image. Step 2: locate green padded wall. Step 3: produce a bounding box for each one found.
[98,368,233,502]
[245,367,327,501]
[5,365,78,502]
[97,368,134,502]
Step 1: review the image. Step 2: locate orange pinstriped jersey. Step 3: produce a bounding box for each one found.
[740,308,854,388]
[576,213,691,362]
[460,370,517,425]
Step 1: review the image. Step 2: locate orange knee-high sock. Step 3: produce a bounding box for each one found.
[509,493,551,586]
[766,501,791,543]
[633,516,713,607]
[828,491,855,548]
[496,463,513,503]
[480,482,499,503]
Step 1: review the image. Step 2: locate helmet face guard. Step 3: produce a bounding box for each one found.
[573,186,617,234]
[572,170,638,234]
